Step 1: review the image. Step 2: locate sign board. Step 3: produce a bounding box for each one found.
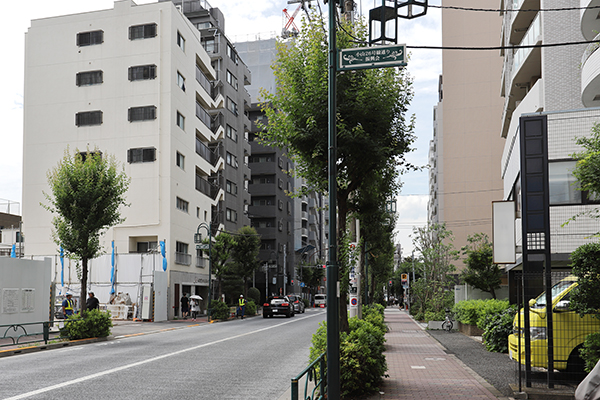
[339,44,407,71]
[196,244,210,250]
[401,273,408,286]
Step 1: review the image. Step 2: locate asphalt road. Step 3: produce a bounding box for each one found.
[0,309,326,400]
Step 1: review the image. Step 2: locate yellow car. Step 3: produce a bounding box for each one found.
[508,275,600,371]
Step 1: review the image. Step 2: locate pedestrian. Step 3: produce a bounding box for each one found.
[62,293,75,319]
[86,292,100,311]
[181,293,189,320]
[190,299,200,321]
[238,295,246,319]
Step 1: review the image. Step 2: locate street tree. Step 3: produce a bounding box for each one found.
[569,242,600,318]
[205,232,236,300]
[260,13,415,331]
[231,226,262,297]
[460,233,502,299]
[410,223,457,320]
[43,149,130,311]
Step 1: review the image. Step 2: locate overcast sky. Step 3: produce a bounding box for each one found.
[1,0,441,255]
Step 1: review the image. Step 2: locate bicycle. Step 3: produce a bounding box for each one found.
[441,308,454,332]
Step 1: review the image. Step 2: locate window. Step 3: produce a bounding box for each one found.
[176,151,185,170]
[226,180,238,195]
[76,111,102,126]
[128,106,156,122]
[279,200,284,210]
[278,179,284,189]
[251,175,275,184]
[177,112,185,130]
[176,197,189,213]
[202,38,216,53]
[177,31,185,52]
[129,23,157,40]
[78,151,102,163]
[129,65,157,81]
[177,71,186,92]
[136,241,157,253]
[77,30,103,47]
[196,22,212,30]
[226,44,237,63]
[249,154,274,163]
[252,197,275,206]
[226,152,238,168]
[76,70,103,86]
[226,125,238,142]
[226,97,238,116]
[279,221,283,232]
[175,241,190,265]
[226,208,237,222]
[549,161,581,205]
[226,70,238,90]
[127,147,156,163]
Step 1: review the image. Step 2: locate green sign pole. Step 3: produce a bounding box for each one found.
[327,0,340,398]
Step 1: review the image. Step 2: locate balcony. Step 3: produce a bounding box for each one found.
[509,0,539,45]
[196,101,212,130]
[196,65,212,97]
[581,0,600,40]
[581,33,600,107]
[196,137,219,166]
[196,175,220,200]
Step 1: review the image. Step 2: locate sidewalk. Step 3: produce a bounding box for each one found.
[365,308,511,400]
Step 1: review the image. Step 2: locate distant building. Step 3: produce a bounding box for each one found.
[0,211,23,257]
[22,0,223,318]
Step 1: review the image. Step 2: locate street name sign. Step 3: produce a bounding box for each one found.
[196,244,210,250]
[338,44,407,71]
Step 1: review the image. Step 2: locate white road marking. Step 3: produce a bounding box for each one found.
[5,312,324,400]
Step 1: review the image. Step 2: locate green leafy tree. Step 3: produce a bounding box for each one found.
[569,242,600,318]
[260,13,415,331]
[43,149,130,310]
[205,232,236,300]
[460,233,502,299]
[231,226,261,297]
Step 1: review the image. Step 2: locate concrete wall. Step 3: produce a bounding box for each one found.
[454,284,509,303]
[0,258,52,327]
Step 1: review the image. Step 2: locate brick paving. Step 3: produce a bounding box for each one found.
[364,308,510,400]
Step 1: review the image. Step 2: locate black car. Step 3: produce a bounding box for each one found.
[263,296,295,318]
[287,294,305,314]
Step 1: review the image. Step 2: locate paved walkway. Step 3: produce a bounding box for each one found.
[365,308,511,400]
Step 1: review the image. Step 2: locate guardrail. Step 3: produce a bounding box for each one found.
[291,351,326,400]
[0,322,53,348]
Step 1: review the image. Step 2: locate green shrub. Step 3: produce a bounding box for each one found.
[247,287,261,306]
[409,283,454,323]
[245,300,256,316]
[303,298,310,309]
[453,299,511,329]
[482,306,516,353]
[309,309,387,398]
[210,299,230,320]
[580,332,600,373]
[60,309,112,340]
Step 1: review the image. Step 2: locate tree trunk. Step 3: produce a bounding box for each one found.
[80,256,88,312]
[490,286,497,300]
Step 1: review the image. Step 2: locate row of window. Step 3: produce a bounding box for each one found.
[75,106,156,126]
[76,24,157,47]
[76,65,157,88]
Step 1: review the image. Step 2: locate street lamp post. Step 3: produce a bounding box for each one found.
[194,223,212,320]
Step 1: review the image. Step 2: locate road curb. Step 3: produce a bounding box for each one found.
[0,336,109,358]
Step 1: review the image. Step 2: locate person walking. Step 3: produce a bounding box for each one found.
[180,294,189,320]
[190,299,200,321]
[62,293,75,319]
[86,292,100,311]
[238,295,246,319]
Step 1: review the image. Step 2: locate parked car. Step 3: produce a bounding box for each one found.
[508,275,600,372]
[287,294,305,314]
[263,296,295,318]
[314,294,327,308]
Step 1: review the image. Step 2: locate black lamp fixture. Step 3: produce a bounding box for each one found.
[369,0,428,44]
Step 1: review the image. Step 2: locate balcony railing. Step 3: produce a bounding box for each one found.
[196,101,212,130]
[196,175,220,199]
[196,137,219,166]
[175,252,191,266]
[512,12,540,78]
[196,65,212,96]
[582,32,600,68]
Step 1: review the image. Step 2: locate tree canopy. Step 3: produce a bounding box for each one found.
[231,226,262,297]
[43,149,130,310]
[259,12,414,330]
[569,242,600,318]
[460,233,502,299]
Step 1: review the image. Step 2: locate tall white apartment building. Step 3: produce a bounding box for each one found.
[499,0,600,282]
[23,0,224,318]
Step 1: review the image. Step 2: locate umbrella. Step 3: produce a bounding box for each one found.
[190,295,203,300]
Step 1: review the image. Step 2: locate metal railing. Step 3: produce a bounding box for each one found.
[0,321,52,348]
[291,352,326,400]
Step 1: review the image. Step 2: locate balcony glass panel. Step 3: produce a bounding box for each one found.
[512,13,540,78]
[196,65,212,95]
[196,101,212,129]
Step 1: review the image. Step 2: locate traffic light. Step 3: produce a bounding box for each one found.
[389,280,392,286]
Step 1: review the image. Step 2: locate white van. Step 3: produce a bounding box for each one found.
[314,294,327,307]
